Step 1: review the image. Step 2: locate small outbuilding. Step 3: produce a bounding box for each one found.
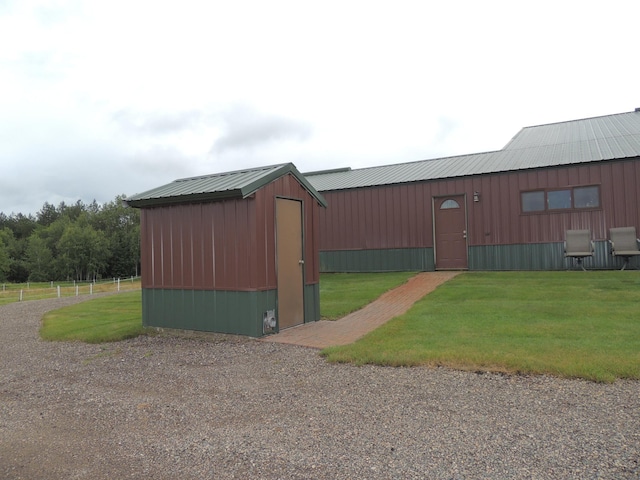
[126,163,327,337]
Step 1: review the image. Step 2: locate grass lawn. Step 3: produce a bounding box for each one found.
[0,278,141,305]
[37,272,412,342]
[40,291,143,343]
[322,271,640,382]
[37,271,640,382]
[320,272,416,319]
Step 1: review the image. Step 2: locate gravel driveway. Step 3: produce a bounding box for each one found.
[1,296,639,479]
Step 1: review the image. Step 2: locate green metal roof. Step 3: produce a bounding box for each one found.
[126,163,327,208]
[306,110,640,192]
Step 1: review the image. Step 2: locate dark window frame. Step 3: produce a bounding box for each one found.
[521,190,545,213]
[520,185,601,214]
[573,185,600,209]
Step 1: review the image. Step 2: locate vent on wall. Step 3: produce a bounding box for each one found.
[263,310,277,335]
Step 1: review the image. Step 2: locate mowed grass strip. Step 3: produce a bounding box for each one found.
[320,272,416,319]
[322,271,640,382]
[40,291,143,343]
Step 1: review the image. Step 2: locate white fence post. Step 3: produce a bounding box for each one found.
[20,290,23,301]
[57,286,61,298]
[117,278,120,292]
[75,285,79,296]
[90,284,93,295]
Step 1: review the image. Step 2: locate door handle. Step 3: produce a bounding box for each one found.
[299,260,305,265]
[462,230,467,239]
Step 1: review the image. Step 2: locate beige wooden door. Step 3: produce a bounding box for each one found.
[434,195,468,270]
[276,198,304,329]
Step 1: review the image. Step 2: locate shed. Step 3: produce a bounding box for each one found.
[126,163,327,337]
[306,110,640,271]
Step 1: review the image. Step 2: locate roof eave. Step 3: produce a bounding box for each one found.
[125,163,327,209]
[125,189,244,208]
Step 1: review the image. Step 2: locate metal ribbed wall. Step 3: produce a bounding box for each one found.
[142,288,277,337]
[318,159,640,269]
[319,248,434,272]
[141,199,258,290]
[140,173,322,291]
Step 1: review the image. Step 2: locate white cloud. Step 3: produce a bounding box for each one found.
[0,0,639,215]
[211,105,312,154]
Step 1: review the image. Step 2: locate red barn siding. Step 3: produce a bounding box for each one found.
[318,158,640,252]
[140,172,323,291]
[141,199,259,291]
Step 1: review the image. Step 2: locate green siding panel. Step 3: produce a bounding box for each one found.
[469,243,564,271]
[320,242,634,272]
[142,288,277,337]
[303,283,320,323]
[319,248,435,272]
[468,240,629,270]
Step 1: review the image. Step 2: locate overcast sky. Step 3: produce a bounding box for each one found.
[1,0,638,216]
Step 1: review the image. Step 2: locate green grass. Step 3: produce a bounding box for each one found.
[37,271,640,382]
[40,291,144,343]
[38,272,414,343]
[322,271,640,382]
[0,278,141,305]
[320,272,416,319]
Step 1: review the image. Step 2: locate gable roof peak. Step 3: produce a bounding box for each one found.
[126,162,326,208]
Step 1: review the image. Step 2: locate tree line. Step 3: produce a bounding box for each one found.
[0,196,140,283]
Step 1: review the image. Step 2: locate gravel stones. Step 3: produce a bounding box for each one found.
[1,296,639,479]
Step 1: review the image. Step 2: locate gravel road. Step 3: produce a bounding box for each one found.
[1,295,639,479]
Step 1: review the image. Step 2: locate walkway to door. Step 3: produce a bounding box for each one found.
[261,271,460,349]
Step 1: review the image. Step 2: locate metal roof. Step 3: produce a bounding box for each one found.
[306,152,501,192]
[307,110,640,192]
[126,163,327,208]
[504,110,640,150]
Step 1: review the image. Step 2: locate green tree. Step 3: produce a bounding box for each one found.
[0,236,10,282]
[0,227,28,282]
[36,202,60,227]
[39,216,71,279]
[25,234,54,281]
[58,200,85,222]
[5,213,37,240]
[93,195,140,278]
[1,194,141,282]
[57,215,109,281]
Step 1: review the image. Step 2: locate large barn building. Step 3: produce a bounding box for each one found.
[306,110,640,272]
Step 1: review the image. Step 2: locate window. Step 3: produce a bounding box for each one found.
[521,185,600,213]
[522,191,545,212]
[440,199,460,209]
[574,186,600,208]
[547,189,571,210]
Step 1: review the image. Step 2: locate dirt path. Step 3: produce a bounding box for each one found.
[263,271,459,348]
